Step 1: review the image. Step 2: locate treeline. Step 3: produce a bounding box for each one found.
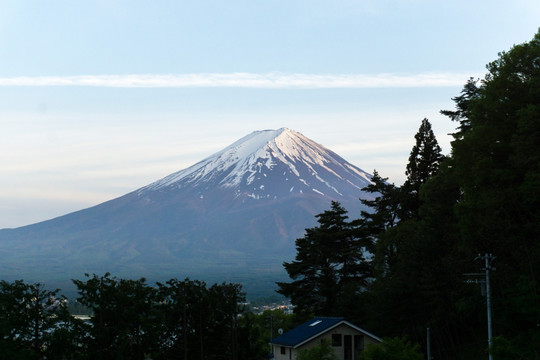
[0,274,285,360]
[278,30,540,359]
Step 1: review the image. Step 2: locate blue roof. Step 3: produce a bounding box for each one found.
[270,317,345,347]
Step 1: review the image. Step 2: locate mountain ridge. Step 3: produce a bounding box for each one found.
[0,128,374,295]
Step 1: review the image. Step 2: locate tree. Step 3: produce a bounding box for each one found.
[237,309,296,360]
[363,130,468,356]
[0,276,247,359]
[155,278,246,360]
[73,273,159,360]
[448,30,540,353]
[359,337,423,360]
[360,171,401,234]
[296,339,338,360]
[401,118,444,220]
[206,282,245,360]
[440,77,481,139]
[44,303,89,360]
[361,119,444,279]
[277,201,372,317]
[404,119,443,190]
[0,280,64,359]
[358,171,402,278]
[156,278,207,360]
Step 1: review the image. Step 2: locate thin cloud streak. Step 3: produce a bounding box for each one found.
[0,72,481,88]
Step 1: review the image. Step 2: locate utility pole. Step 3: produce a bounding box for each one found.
[476,253,496,360]
[269,314,274,355]
[426,327,432,360]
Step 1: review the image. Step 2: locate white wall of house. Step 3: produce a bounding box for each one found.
[272,344,293,360]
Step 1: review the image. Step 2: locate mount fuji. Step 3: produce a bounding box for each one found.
[0,128,374,295]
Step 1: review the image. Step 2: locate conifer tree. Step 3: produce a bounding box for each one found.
[277,201,372,317]
[357,171,402,277]
[401,118,443,220]
[360,170,401,234]
[440,77,481,139]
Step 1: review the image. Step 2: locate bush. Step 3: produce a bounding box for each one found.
[296,339,338,360]
[359,337,423,360]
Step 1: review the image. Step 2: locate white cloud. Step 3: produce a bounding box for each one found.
[0,72,482,89]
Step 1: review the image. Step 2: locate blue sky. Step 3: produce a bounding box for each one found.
[1,1,539,228]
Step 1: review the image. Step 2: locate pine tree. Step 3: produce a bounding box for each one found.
[277,201,371,317]
[401,118,444,220]
[357,171,402,277]
[360,170,401,233]
[440,77,481,139]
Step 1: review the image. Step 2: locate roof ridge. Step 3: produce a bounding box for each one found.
[313,316,344,319]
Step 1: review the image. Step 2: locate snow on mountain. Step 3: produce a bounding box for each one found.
[140,128,372,200]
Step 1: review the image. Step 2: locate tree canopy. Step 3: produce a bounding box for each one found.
[277,201,372,319]
[1,275,247,360]
[278,29,540,359]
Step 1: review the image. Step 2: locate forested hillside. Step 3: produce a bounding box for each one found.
[278,30,540,359]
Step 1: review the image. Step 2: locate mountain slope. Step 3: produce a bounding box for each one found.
[0,128,373,293]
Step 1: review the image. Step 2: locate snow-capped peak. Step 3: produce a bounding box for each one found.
[140,128,372,197]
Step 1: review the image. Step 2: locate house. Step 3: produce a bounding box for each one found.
[270,317,381,360]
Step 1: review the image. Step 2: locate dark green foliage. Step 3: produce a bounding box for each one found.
[278,31,540,359]
[277,201,372,319]
[366,159,478,358]
[45,305,89,360]
[73,273,160,360]
[359,337,423,360]
[490,333,540,360]
[357,171,402,281]
[363,118,443,280]
[448,30,540,356]
[0,280,64,359]
[236,312,269,360]
[440,77,481,138]
[404,119,443,190]
[237,309,296,360]
[72,274,247,360]
[155,278,210,360]
[296,339,338,360]
[360,171,401,234]
[363,29,540,359]
[401,118,444,220]
[0,276,246,359]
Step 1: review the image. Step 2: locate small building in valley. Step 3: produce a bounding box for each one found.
[270,317,381,360]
